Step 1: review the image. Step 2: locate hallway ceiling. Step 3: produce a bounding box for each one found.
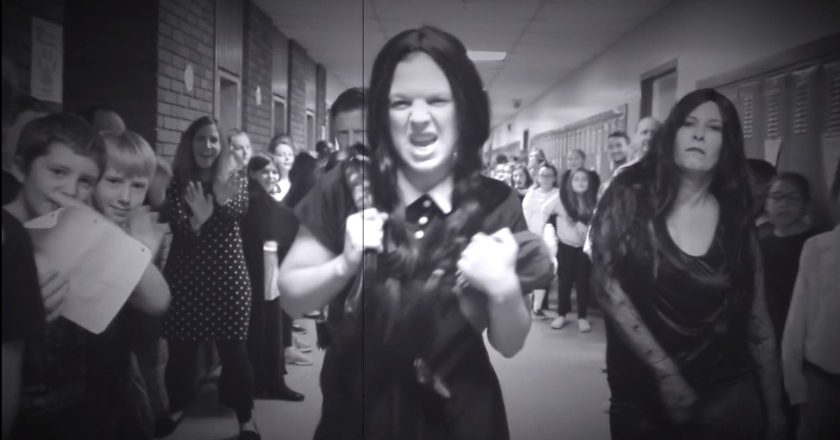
[253,0,673,126]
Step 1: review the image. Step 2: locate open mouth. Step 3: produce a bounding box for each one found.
[409,133,437,148]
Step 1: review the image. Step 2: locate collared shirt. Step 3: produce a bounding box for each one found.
[396,170,453,214]
[782,224,840,404]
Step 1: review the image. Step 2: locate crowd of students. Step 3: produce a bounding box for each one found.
[3,23,839,440]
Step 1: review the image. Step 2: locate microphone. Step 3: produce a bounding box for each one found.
[342,144,379,315]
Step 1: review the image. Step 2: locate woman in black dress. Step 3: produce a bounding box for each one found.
[277,26,552,440]
[241,154,304,401]
[589,89,787,439]
[157,116,259,440]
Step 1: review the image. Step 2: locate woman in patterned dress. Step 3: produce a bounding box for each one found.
[156,116,259,440]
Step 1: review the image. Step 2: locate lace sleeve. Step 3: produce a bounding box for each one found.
[589,174,695,421]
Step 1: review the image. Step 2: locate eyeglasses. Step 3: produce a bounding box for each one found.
[767,193,804,203]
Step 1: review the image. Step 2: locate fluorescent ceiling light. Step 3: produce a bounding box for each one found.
[467,50,507,62]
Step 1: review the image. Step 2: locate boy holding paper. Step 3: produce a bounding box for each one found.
[88,130,171,439]
[4,113,169,440]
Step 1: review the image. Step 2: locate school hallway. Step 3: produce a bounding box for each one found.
[169,310,612,440]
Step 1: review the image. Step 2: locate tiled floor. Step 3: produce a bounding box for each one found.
[169,311,610,440]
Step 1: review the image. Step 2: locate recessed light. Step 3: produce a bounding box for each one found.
[467,50,507,62]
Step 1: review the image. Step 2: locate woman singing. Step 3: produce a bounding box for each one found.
[277,26,552,440]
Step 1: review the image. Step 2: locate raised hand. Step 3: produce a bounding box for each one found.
[184,181,214,229]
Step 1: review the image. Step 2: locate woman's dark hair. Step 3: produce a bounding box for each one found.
[247,154,272,175]
[562,168,598,224]
[283,152,319,208]
[591,88,754,294]
[246,154,274,196]
[368,25,490,212]
[771,172,811,203]
[511,163,532,189]
[171,116,226,183]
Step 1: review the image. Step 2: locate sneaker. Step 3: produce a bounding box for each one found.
[578,318,592,333]
[285,347,313,366]
[303,310,324,320]
[532,310,548,320]
[294,334,313,353]
[550,316,566,329]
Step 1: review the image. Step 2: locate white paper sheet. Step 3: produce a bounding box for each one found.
[25,207,151,334]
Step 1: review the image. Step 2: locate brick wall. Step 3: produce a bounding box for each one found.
[2,0,64,104]
[156,0,216,159]
[242,1,273,153]
[287,40,308,151]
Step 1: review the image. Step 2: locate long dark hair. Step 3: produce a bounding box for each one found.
[561,168,598,224]
[171,116,227,183]
[354,27,503,392]
[368,25,490,213]
[284,152,319,208]
[591,88,754,293]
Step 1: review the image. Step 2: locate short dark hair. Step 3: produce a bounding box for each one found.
[746,158,777,185]
[16,113,104,174]
[772,172,811,202]
[329,87,366,123]
[607,130,630,144]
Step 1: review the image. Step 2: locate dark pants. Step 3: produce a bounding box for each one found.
[796,362,840,440]
[247,298,287,393]
[610,374,765,440]
[282,310,293,348]
[165,340,254,422]
[556,241,591,319]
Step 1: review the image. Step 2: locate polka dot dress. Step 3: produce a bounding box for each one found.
[162,174,252,341]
